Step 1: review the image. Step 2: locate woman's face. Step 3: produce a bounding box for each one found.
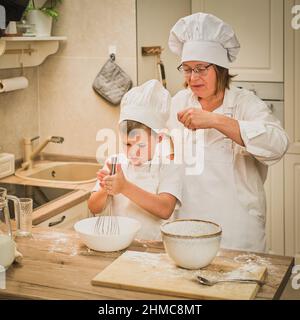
[183,61,217,99]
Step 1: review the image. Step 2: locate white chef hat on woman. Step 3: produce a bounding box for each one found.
[169,12,240,69]
[119,79,171,133]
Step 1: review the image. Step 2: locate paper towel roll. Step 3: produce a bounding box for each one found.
[0,77,29,93]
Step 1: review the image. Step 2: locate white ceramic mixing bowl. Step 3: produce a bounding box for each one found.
[161,219,222,270]
[74,216,141,252]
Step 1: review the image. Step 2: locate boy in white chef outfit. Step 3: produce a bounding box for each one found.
[88,80,182,240]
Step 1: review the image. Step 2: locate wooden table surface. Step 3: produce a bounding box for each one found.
[0,228,294,300]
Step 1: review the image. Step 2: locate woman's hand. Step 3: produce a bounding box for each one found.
[102,164,127,195]
[178,107,244,146]
[177,108,216,130]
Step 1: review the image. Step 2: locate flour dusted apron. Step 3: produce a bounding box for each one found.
[112,148,164,240]
[177,98,266,252]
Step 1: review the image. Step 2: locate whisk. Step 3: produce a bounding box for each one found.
[94,156,120,235]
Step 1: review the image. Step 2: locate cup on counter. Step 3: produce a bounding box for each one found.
[5,21,17,35]
[16,198,33,237]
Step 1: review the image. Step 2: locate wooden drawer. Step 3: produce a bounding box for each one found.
[36,201,88,230]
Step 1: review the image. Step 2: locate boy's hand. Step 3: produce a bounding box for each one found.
[103,164,127,195]
[97,168,110,183]
[97,158,114,188]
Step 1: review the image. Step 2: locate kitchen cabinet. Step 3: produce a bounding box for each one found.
[284,0,300,264]
[285,0,300,155]
[266,0,300,262]
[36,200,89,230]
[265,160,285,256]
[285,155,300,264]
[191,0,284,82]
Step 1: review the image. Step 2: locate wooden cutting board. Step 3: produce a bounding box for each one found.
[92,251,267,300]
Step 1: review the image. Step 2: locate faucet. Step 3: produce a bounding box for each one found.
[21,136,64,170]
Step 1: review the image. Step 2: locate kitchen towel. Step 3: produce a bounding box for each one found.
[0,76,28,93]
[93,54,132,105]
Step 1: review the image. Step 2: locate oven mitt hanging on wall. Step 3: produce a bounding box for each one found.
[93,54,133,105]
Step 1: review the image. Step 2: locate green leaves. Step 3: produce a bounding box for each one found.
[40,7,59,20]
[25,0,63,21]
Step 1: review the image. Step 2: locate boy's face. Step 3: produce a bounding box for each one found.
[120,128,157,166]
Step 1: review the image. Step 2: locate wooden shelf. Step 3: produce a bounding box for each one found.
[3,36,67,41]
[0,36,67,69]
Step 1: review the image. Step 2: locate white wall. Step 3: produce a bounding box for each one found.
[0,0,137,160]
[137,0,191,96]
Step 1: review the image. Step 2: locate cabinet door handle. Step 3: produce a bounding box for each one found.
[48,215,66,227]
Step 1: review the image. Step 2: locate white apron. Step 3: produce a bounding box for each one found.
[112,149,165,241]
[177,95,266,252]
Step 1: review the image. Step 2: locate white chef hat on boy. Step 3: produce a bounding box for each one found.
[119,79,171,133]
[169,12,240,69]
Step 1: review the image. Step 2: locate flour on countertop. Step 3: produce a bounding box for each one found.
[200,253,277,282]
[234,253,272,266]
[48,237,78,257]
[123,251,199,280]
[123,251,273,283]
[33,232,79,256]
[234,253,278,275]
[197,263,263,282]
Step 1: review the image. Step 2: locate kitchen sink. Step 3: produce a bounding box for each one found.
[15,161,100,184]
[0,181,76,220]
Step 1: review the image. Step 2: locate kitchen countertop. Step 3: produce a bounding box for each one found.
[0,227,294,300]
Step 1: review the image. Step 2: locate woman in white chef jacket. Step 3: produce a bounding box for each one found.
[167,12,289,252]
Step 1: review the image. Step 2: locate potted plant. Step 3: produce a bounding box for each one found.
[25,0,62,37]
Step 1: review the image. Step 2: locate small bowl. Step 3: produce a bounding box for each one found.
[74,216,141,252]
[160,219,222,270]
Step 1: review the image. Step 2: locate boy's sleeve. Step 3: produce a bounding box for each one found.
[158,162,183,208]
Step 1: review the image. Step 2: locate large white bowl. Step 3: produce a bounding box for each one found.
[74,216,141,252]
[161,219,222,270]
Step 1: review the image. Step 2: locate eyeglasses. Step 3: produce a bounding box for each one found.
[177,63,213,77]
